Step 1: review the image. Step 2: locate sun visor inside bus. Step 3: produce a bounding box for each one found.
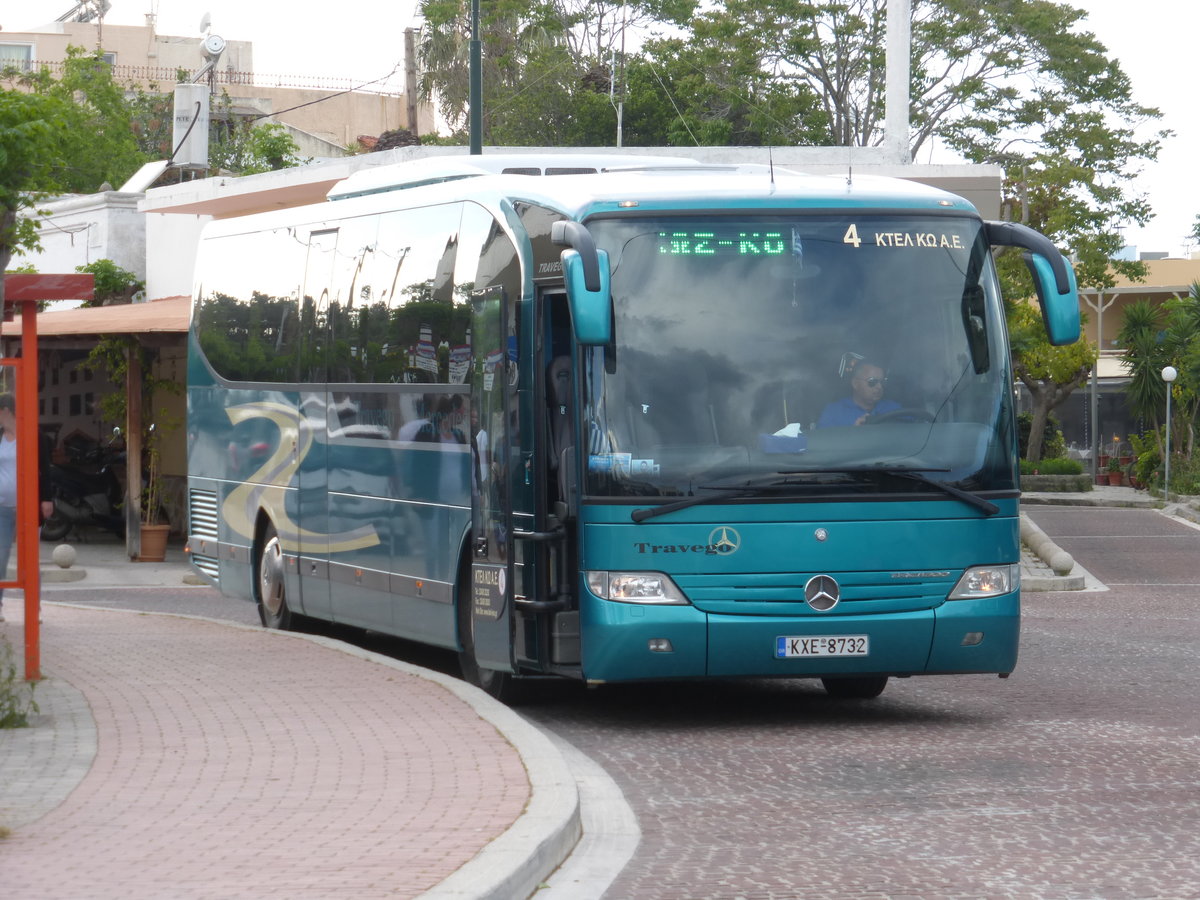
[563,248,612,346]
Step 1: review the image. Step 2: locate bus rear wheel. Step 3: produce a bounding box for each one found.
[821,676,888,699]
[256,525,293,630]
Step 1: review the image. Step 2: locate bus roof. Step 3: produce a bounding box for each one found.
[324,153,980,219]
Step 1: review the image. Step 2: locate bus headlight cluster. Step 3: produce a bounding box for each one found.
[948,564,1020,599]
[586,571,689,605]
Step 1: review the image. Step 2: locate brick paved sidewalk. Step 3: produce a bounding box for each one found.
[0,605,547,899]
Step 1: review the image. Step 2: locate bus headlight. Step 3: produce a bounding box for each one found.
[948,564,1020,599]
[586,571,689,605]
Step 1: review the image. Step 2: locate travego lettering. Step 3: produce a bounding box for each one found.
[635,542,732,556]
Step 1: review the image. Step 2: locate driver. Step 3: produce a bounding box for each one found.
[816,361,901,427]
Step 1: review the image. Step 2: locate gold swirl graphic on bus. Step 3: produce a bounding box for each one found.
[222,401,381,554]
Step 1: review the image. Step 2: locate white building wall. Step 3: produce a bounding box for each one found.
[14,193,146,280]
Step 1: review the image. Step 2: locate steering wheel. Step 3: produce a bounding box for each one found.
[866,407,935,424]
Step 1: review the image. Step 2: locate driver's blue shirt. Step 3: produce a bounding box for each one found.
[816,397,901,428]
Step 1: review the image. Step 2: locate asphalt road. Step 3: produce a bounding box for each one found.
[45,505,1200,898]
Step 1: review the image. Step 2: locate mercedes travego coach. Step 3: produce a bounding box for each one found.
[185,155,1079,701]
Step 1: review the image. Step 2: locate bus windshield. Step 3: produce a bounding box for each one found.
[582,213,1016,500]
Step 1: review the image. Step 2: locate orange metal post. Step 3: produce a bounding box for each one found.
[18,300,40,681]
[2,273,92,681]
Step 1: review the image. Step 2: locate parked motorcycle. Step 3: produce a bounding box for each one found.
[41,428,127,542]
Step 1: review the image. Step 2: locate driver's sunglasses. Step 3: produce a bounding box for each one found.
[861,376,887,387]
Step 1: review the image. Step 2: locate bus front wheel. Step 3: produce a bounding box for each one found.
[821,676,888,699]
[256,525,293,630]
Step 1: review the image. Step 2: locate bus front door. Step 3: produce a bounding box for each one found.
[468,288,516,672]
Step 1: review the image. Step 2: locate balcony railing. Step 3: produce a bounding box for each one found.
[5,58,403,96]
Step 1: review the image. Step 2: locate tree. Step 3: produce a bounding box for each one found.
[5,47,147,193]
[0,89,68,286]
[1009,301,1097,462]
[1120,286,1200,460]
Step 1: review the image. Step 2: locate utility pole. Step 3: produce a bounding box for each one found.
[469,0,482,154]
[404,28,419,136]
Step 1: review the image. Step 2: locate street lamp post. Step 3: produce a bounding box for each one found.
[1162,365,1177,504]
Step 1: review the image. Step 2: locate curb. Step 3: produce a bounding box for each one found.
[1020,513,1085,591]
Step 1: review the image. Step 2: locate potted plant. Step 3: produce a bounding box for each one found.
[1106,454,1124,486]
[138,423,170,561]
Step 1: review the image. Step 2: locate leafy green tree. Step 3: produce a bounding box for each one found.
[1121,285,1200,460]
[1009,301,1097,461]
[75,258,144,307]
[0,89,68,287]
[211,120,308,175]
[6,46,147,192]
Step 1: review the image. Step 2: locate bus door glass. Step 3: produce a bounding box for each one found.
[469,286,515,670]
[296,226,337,619]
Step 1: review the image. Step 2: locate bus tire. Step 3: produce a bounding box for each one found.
[256,524,293,630]
[821,675,888,699]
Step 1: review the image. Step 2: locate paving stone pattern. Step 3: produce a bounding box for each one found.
[0,607,529,899]
[525,505,1200,899]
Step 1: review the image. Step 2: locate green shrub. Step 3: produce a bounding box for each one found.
[1019,457,1084,475]
[1130,430,1161,488]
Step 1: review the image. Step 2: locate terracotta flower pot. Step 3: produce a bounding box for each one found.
[138,523,170,562]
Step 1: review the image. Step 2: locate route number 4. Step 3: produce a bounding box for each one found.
[843,224,862,248]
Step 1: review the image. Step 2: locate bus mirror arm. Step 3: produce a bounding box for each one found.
[984,220,1080,346]
[552,221,600,292]
[983,220,1071,296]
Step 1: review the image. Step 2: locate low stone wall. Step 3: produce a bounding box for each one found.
[1019,473,1093,492]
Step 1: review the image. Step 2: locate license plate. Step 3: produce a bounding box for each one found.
[775,635,869,658]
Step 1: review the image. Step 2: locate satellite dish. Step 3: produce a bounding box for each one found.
[199,12,211,33]
[202,33,226,61]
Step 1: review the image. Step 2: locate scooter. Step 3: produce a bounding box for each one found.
[41,428,127,542]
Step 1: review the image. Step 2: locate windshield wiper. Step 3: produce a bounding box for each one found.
[631,466,999,523]
[776,465,999,516]
[630,476,811,523]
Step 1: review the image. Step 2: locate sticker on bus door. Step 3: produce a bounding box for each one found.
[471,563,511,671]
[472,563,506,621]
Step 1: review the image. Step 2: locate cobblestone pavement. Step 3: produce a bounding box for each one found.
[0,606,531,899]
[520,504,1200,899]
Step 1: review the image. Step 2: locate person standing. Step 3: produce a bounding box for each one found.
[0,393,54,622]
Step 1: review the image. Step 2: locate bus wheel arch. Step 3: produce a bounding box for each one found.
[254,517,293,630]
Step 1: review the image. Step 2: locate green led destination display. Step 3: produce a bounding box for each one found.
[657,230,787,256]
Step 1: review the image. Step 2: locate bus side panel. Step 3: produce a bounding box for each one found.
[928,591,1020,673]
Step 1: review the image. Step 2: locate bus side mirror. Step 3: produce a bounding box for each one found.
[552,220,612,346]
[984,220,1081,346]
[1023,251,1080,346]
[562,248,612,346]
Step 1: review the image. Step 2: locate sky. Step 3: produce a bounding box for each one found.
[2,0,1192,257]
